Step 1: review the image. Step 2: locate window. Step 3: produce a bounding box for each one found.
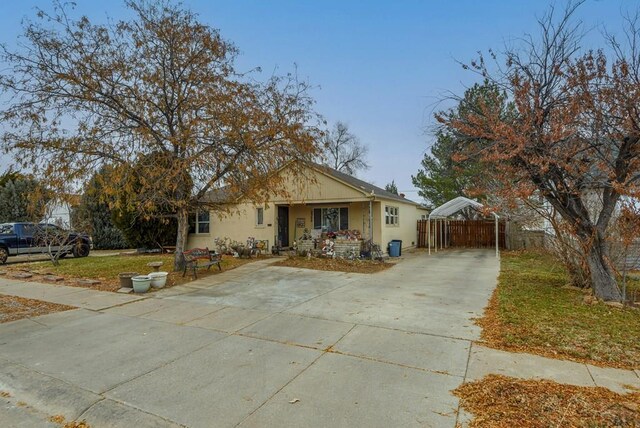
[313,207,348,232]
[385,206,399,226]
[197,211,210,233]
[189,210,210,234]
[21,224,36,237]
[256,207,264,227]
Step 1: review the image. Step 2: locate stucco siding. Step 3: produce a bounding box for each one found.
[379,201,420,253]
[272,168,369,203]
[187,202,276,250]
[190,163,424,253]
[417,207,429,220]
[287,202,375,241]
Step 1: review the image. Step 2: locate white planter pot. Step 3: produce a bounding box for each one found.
[131,275,152,293]
[148,271,168,289]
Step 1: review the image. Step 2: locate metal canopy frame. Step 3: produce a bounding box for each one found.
[427,196,500,258]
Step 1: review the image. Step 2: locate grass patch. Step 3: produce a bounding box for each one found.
[7,253,256,292]
[273,255,391,274]
[479,250,640,369]
[455,374,640,427]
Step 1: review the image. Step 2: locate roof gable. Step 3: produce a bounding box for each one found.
[307,162,420,205]
[202,160,422,206]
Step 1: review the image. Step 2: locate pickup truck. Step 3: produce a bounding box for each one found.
[0,222,92,264]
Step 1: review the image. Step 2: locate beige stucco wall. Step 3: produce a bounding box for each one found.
[187,202,277,251]
[288,202,376,242]
[272,168,370,204]
[379,200,421,253]
[187,163,425,253]
[187,198,421,254]
[417,207,429,220]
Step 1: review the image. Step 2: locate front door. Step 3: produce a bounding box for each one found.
[277,206,289,248]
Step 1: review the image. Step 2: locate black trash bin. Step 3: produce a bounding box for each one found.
[390,239,402,256]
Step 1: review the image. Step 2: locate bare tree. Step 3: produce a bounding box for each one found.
[443,2,640,301]
[322,122,369,175]
[0,1,322,270]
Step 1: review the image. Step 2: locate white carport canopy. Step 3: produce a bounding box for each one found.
[428,196,500,257]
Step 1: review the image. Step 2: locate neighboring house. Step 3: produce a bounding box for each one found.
[188,161,428,255]
[42,199,77,228]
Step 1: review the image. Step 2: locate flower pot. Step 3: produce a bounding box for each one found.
[118,272,139,288]
[148,271,168,289]
[131,275,151,293]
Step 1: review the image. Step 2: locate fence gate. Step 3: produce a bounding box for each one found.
[417,219,506,249]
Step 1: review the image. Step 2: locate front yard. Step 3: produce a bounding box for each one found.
[478,250,640,369]
[2,253,257,292]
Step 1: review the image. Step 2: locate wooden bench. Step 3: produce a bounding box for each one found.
[181,247,221,279]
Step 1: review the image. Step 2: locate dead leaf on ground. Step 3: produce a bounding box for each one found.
[0,295,73,324]
[455,374,640,427]
[274,257,390,274]
[49,414,66,424]
[63,420,91,428]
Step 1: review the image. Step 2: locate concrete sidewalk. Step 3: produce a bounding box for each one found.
[0,250,637,428]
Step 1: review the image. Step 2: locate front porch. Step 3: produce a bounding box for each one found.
[275,201,381,257]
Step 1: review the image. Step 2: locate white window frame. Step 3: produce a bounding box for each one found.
[313,207,349,232]
[256,207,265,227]
[195,210,210,234]
[385,206,399,226]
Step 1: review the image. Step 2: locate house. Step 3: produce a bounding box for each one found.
[187,161,428,255]
[42,198,78,229]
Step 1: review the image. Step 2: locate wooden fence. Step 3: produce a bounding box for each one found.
[417,219,506,249]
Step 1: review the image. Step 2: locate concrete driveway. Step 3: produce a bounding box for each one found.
[0,249,498,428]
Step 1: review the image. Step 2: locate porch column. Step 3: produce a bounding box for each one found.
[427,218,431,255]
[369,199,373,260]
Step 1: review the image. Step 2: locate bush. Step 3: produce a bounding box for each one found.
[73,169,129,250]
[111,208,177,249]
[0,174,46,222]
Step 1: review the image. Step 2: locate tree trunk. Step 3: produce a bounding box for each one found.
[174,207,190,271]
[585,239,622,302]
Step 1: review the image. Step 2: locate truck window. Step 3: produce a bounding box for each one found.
[21,224,35,237]
[0,224,14,234]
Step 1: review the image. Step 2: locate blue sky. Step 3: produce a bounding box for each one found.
[0,0,632,202]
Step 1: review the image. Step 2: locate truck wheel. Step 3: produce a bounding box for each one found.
[73,243,90,258]
[0,247,7,264]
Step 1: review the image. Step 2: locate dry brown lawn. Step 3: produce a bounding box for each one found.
[3,254,259,292]
[478,251,640,369]
[0,295,73,323]
[455,374,640,427]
